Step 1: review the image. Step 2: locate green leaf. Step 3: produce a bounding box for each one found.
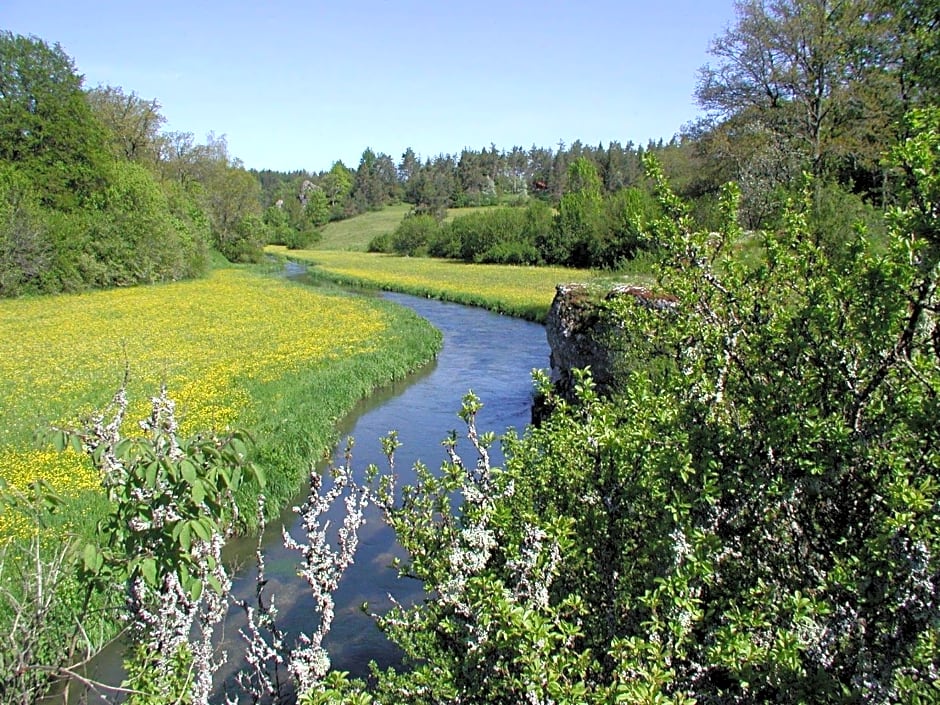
[140,557,157,586]
[50,429,67,452]
[180,459,197,485]
[179,522,192,552]
[249,462,266,489]
[144,461,159,488]
[191,517,211,541]
[83,543,102,574]
[191,479,206,506]
[189,578,203,602]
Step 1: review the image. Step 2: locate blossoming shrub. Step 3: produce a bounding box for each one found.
[337,112,940,704]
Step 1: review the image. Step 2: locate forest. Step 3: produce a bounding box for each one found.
[1,0,940,703]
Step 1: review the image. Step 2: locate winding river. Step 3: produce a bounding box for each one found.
[73,287,549,702]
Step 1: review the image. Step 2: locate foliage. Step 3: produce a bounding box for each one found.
[263,178,329,250]
[696,0,899,182]
[0,31,110,211]
[0,33,214,296]
[367,393,595,705]
[302,115,937,704]
[390,213,441,256]
[0,481,102,705]
[600,186,661,266]
[0,163,55,296]
[86,85,165,166]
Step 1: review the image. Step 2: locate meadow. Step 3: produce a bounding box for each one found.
[267,247,635,322]
[0,267,441,537]
[316,204,502,251]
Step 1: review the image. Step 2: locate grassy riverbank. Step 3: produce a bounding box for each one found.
[0,266,441,538]
[268,247,638,322]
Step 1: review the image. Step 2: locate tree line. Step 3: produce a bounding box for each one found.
[0,31,269,297]
[4,0,939,297]
[262,0,938,269]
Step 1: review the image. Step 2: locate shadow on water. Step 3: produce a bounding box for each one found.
[68,269,549,703]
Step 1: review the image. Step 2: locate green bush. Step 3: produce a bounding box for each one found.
[477,240,541,265]
[390,213,440,256]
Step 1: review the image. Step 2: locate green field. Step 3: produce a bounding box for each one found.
[0,266,441,537]
[268,247,649,322]
[316,204,505,251]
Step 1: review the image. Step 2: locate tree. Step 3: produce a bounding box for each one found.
[546,157,605,266]
[398,147,420,194]
[411,155,457,217]
[321,161,353,217]
[0,163,54,295]
[86,85,165,166]
[351,148,398,212]
[889,0,940,111]
[696,0,898,182]
[0,31,110,210]
[203,163,265,262]
[156,131,264,262]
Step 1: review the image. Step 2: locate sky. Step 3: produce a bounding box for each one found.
[3,1,738,173]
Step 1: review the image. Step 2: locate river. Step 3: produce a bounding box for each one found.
[72,288,548,702]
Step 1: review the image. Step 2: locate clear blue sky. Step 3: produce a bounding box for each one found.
[3,1,737,173]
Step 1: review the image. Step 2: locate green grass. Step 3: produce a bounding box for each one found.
[315,204,511,251]
[316,204,412,250]
[0,266,442,536]
[268,247,653,322]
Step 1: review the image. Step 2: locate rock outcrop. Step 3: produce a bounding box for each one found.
[539,283,676,413]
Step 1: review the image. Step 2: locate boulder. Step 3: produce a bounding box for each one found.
[541,283,676,405]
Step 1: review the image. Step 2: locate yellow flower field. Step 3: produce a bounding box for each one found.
[270,247,603,321]
[0,268,390,534]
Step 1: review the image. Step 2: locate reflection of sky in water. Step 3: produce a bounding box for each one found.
[216,292,549,692]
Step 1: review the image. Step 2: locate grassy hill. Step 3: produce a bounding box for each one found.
[315,204,504,251]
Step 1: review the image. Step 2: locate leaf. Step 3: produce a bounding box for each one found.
[180,459,197,485]
[144,461,159,488]
[83,543,102,574]
[179,522,192,552]
[50,429,67,452]
[191,480,206,506]
[140,557,157,586]
[249,462,266,489]
[191,518,211,542]
[189,578,203,602]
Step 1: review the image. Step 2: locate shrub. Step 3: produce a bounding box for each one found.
[390,213,440,256]
[477,240,541,265]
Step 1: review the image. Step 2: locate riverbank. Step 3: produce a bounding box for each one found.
[0,266,441,531]
[0,265,442,700]
[268,247,645,322]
